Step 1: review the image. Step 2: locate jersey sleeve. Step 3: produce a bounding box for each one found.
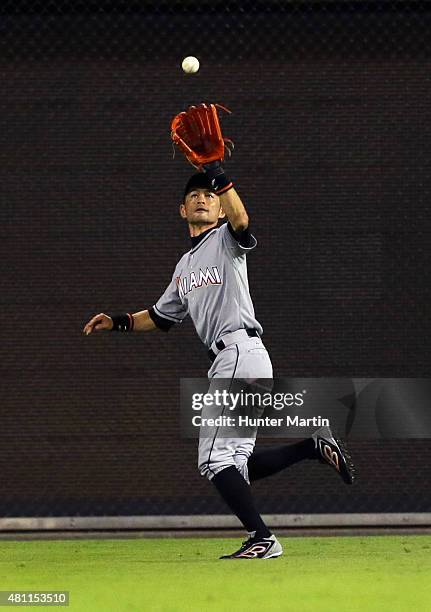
[150,265,188,331]
[220,221,257,256]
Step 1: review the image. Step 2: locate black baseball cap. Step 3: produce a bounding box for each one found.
[183,173,215,200]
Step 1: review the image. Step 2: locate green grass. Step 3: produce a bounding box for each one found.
[0,536,430,611]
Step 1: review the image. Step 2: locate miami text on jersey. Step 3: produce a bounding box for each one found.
[176,266,222,299]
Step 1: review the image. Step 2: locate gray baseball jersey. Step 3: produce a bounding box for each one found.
[152,222,263,348]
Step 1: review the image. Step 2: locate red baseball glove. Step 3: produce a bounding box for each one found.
[171,103,234,168]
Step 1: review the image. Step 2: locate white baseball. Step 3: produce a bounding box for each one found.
[181,56,200,74]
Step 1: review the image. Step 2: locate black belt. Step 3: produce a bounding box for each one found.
[208,328,259,363]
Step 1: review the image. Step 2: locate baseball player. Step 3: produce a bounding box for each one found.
[83,104,355,559]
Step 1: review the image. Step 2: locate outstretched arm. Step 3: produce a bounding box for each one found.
[83,309,157,335]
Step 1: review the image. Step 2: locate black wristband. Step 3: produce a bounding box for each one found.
[110,313,134,332]
[202,161,234,195]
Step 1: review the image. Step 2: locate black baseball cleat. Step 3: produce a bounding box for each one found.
[220,534,283,559]
[312,425,356,485]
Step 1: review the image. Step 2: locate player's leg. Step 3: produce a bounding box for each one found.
[210,453,283,559]
[247,439,317,481]
[198,361,272,544]
[199,338,283,559]
[247,429,355,484]
[229,340,356,484]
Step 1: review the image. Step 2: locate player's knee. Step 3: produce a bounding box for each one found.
[233,454,250,483]
[198,460,212,480]
[198,456,235,481]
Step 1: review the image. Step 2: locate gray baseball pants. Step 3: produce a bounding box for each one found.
[198,330,273,483]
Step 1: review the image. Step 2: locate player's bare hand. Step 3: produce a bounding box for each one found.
[83,313,113,335]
